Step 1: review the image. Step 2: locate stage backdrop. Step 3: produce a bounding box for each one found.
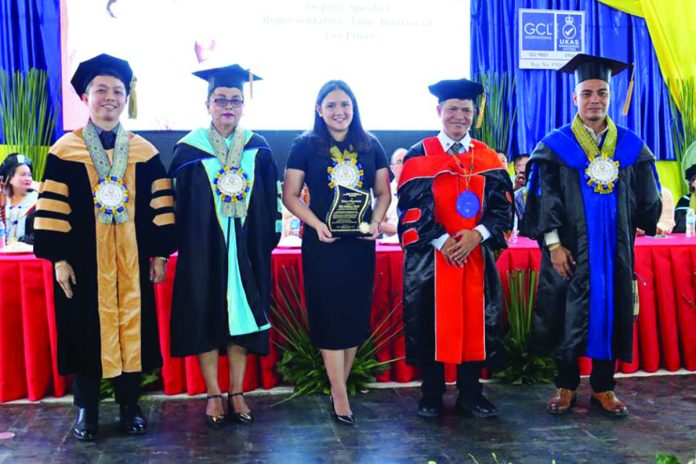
[471,0,677,161]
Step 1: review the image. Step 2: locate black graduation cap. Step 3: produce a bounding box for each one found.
[192,64,262,98]
[70,53,134,96]
[70,53,138,118]
[428,78,486,128]
[428,78,484,103]
[559,53,635,115]
[558,53,632,85]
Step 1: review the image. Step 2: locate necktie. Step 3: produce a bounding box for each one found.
[448,142,463,155]
[99,130,116,150]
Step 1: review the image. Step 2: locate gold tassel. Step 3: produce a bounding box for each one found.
[622,66,635,116]
[249,69,254,99]
[475,92,486,129]
[128,75,138,119]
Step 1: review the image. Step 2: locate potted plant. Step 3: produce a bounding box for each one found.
[0,68,58,180]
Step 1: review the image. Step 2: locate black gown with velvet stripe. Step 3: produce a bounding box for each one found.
[33,130,176,378]
[520,125,661,364]
[396,139,512,368]
[168,130,281,357]
[285,134,388,350]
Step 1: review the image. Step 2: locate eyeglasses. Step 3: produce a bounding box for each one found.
[210,97,244,108]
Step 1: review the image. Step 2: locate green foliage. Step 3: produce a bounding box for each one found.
[655,453,696,464]
[668,77,696,191]
[656,455,681,464]
[495,270,555,385]
[99,369,161,399]
[471,71,516,155]
[270,266,403,402]
[0,69,58,180]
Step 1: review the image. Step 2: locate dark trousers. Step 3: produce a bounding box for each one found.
[554,359,616,392]
[73,372,142,409]
[419,356,483,404]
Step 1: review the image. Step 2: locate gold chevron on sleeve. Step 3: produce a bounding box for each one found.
[34,217,71,233]
[153,212,175,226]
[36,198,72,215]
[40,180,69,197]
[150,195,174,209]
[151,178,173,194]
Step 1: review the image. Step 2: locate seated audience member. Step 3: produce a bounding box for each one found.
[0,153,38,244]
[511,154,530,224]
[496,150,508,167]
[379,147,407,237]
[513,153,529,191]
[639,186,676,235]
[675,153,696,233]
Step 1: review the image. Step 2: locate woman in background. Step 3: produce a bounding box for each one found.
[0,153,38,244]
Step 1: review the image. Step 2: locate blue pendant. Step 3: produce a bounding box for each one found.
[456,190,480,218]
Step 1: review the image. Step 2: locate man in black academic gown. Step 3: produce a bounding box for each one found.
[398,79,513,419]
[34,54,176,440]
[520,54,661,416]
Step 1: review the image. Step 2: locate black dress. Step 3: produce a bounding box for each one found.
[286,134,388,349]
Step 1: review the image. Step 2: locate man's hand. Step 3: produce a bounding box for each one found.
[55,261,76,299]
[441,230,482,266]
[150,257,167,283]
[550,245,575,280]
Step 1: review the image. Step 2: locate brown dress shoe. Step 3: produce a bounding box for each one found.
[591,391,628,417]
[546,388,576,415]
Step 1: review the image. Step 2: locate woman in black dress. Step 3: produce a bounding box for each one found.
[282,80,391,425]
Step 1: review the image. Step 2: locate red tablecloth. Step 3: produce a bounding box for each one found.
[1,236,695,402]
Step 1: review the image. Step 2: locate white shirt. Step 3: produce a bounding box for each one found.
[431,131,491,250]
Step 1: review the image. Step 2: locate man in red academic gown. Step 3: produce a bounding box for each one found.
[398,78,513,418]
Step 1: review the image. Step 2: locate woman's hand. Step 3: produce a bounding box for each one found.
[359,220,380,240]
[150,257,167,283]
[55,261,76,299]
[315,222,338,243]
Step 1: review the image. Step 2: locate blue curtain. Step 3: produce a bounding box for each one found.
[0,0,62,140]
[471,0,676,160]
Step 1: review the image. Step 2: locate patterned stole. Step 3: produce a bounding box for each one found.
[82,121,130,224]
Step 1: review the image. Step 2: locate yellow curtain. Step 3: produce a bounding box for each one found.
[597,0,696,110]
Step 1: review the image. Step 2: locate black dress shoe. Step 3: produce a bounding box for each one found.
[119,404,148,435]
[205,395,226,429]
[417,398,442,419]
[456,395,498,418]
[228,392,254,425]
[330,395,355,426]
[72,407,98,441]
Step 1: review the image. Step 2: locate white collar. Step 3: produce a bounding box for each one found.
[437,131,472,153]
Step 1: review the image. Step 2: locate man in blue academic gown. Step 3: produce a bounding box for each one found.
[520,54,661,417]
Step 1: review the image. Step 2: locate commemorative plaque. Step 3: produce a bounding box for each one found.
[326,184,371,237]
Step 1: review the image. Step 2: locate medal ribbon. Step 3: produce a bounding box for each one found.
[571,113,618,163]
[208,124,247,218]
[83,121,130,224]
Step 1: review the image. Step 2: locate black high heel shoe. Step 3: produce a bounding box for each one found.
[330,395,355,426]
[228,392,254,424]
[205,394,226,429]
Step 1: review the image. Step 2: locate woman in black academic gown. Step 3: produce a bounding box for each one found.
[282,80,391,425]
[169,65,281,428]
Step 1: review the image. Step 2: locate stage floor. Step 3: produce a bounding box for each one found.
[1,375,695,463]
